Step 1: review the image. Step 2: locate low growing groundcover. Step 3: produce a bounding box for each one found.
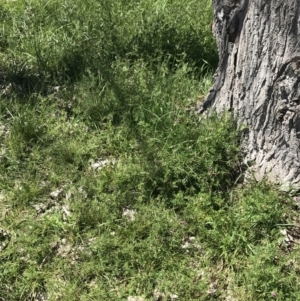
[1,0,300,300]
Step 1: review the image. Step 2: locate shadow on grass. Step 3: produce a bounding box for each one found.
[1,49,87,102]
[126,17,218,74]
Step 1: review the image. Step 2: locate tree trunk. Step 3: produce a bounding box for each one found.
[200,0,300,190]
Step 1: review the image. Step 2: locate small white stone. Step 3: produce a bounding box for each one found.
[169,293,179,300]
[62,205,71,217]
[127,296,145,301]
[90,158,116,170]
[181,241,191,249]
[65,190,72,201]
[154,289,165,300]
[122,209,136,221]
[280,229,287,236]
[50,189,62,199]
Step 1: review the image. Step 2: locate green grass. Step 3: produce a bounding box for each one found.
[1,0,300,300]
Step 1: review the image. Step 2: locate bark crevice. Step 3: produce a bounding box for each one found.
[201,0,300,189]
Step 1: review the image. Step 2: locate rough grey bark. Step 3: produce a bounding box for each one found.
[200,0,300,189]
